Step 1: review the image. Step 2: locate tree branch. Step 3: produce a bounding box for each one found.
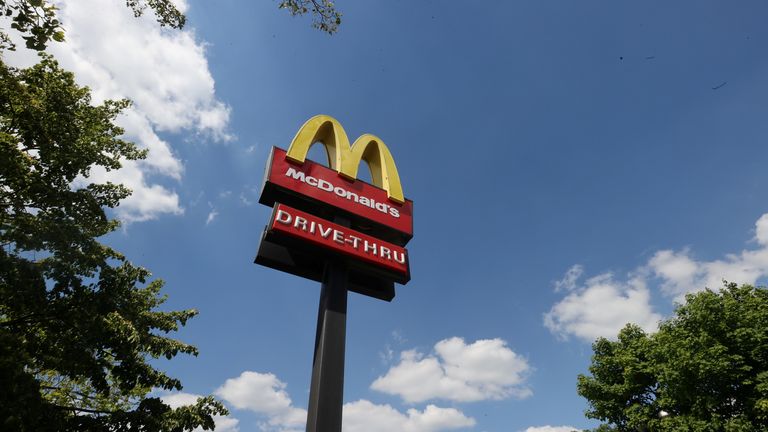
[50,404,115,415]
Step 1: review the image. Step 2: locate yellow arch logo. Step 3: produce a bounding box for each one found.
[285,115,405,204]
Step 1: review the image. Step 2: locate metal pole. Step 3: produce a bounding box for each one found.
[306,220,349,432]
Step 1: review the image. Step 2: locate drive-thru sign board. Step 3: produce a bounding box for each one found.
[266,203,409,281]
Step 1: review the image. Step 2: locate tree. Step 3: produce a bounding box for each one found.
[0,0,342,51]
[279,0,342,34]
[0,1,343,429]
[578,283,768,431]
[0,0,185,51]
[0,54,228,431]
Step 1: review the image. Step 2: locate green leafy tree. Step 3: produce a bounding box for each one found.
[0,1,343,430]
[0,0,185,51]
[0,54,227,431]
[0,0,342,51]
[578,283,768,431]
[279,0,342,34]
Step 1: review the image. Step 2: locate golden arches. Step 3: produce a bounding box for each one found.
[285,115,405,204]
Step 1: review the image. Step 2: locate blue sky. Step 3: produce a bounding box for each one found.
[9,0,768,430]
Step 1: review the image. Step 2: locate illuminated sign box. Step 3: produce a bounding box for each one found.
[269,203,408,277]
[259,203,410,284]
[255,237,396,301]
[260,147,413,247]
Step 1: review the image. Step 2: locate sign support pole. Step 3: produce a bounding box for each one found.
[306,219,350,432]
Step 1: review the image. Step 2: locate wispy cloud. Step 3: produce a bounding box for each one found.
[239,192,253,206]
[206,209,219,225]
[554,265,584,293]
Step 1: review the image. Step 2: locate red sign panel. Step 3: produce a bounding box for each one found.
[268,204,409,277]
[263,147,413,240]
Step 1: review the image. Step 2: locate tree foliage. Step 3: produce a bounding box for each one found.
[0,0,342,52]
[0,55,227,431]
[578,283,768,431]
[0,1,344,429]
[278,0,342,34]
[0,0,185,51]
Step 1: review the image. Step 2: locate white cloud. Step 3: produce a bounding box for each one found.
[215,371,307,432]
[343,400,475,432]
[546,213,768,342]
[82,161,184,223]
[522,426,579,432]
[215,371,475,432]
[544,273,662,342]
[162,392,240,432]
[48,0,231,138]
[170,0,190,15]
[755,213,768,245]
[371,337,532,403]
[4,0,232,223]
[648,225,768,301]
[214,371,475,432]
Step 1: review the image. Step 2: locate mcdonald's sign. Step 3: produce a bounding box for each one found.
[254,116,412,431]
[259,115,413,246]
[255,115,413,301]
